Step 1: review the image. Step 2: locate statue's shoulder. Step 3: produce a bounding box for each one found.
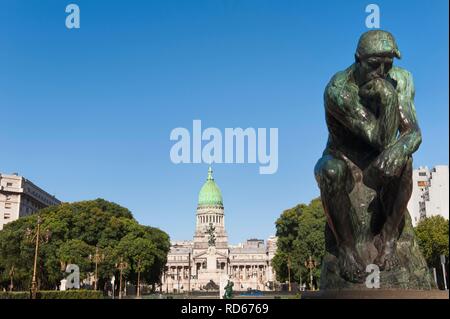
[389,66,415,95]
[325,65,356,102]
[389,66,412,81]
[327,65,354,89]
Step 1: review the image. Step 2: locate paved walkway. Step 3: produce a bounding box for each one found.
[301,289,449,299]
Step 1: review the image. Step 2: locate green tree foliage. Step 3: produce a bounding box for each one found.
[114,233,157,282]
[272,198,326,288]
[415,215,449,268]
[57,239,94,281]
[0,199,170,291]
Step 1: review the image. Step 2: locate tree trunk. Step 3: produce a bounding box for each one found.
[137,270,141,297]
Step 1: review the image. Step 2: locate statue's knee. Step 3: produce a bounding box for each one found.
[315,157,347,188]
[323,161,345,181]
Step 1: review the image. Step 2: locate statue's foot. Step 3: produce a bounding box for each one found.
[338,246,365,283]
[373,236,400,271]
[375,250,400,271]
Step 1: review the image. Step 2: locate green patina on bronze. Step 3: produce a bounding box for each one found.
[314,30,433,289]
[356,30,401,59]
[223,280,234,299]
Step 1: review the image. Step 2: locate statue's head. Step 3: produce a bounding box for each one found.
[354,30,401,84]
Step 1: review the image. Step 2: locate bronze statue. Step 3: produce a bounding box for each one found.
[223,280,234,299]
[314,30,433,289]
[206,223,216,247]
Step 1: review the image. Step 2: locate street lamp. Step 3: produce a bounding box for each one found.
[89,245,105,290]
[135,258,146,298]
[115,257,128,299]
[287,255,292,292]
[9,265,15,292]
[26,216,51,299]
[304,256,317,291]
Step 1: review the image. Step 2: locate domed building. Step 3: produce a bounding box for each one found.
[161,167,278,293]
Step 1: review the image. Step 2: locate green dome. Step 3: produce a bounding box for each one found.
[198,167,223,207]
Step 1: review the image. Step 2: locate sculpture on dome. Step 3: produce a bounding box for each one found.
[206,223,216,247]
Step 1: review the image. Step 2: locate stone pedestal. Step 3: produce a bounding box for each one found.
[196,246,224,290]
[207,246,217,271]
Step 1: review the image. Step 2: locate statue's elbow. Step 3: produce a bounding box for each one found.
[409,128,422,153]
[415,129,422,147]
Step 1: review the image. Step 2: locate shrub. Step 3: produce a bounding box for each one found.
[38,290,104,299]
[0,291,30,299]
[0,290,104,299]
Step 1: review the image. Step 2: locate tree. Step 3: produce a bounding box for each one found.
[114,232,156,291]
[57,239,94,281]
[415,216,449,268]
[415,215,449,289]
[272,198,326,289]
[0,199,170,292]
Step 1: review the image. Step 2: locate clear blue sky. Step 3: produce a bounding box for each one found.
[1,0,448,243]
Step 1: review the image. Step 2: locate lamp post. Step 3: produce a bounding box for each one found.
[304,256,317,291]
[136,258,143,298]
[287,255,292,292]
[26,216,51,299]
[89,246,105,290]
[115,257,128,299]
[9,265,14,292]
[297,257,303,290]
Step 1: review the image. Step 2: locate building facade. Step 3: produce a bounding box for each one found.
[161,167,278,293]
[0,173,61,230]
[407,165,449,226]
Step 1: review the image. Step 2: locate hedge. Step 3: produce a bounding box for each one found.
[0,291,29,299]
[0,290,104,299]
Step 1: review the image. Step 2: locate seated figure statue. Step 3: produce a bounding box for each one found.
[314,30,433,289]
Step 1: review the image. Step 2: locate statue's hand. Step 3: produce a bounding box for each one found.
[359,78,396,103]
[377,79,397,106]
[372,146,406,178]
[359,80,376,100]
[359,78,385,99]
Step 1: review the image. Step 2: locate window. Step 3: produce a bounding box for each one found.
[418,181,428,187]
[419,172,427,177]
[4,212,10,219]
[5,203,12,209]
[6,195,11,201]
[6,182,13,187]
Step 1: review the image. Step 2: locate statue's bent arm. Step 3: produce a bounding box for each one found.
[325,73,384,151]
[388,68,422,157]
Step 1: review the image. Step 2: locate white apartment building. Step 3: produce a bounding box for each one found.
[0,173,61,230]
[407,165,449,226]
